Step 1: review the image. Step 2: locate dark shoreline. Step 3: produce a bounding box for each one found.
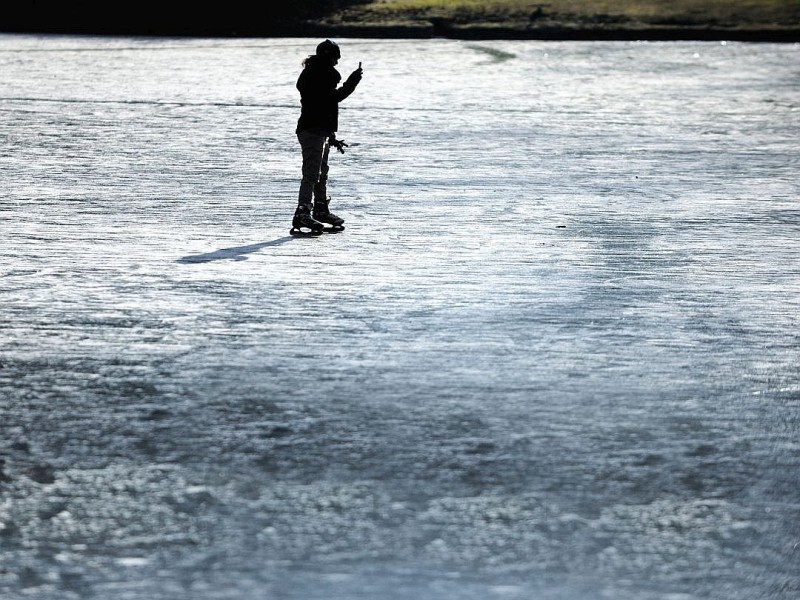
[302,22,800,43]
[2,21,799,43]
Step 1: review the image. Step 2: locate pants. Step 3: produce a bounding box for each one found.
[297,129,331,207]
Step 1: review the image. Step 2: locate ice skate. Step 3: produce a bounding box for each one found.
[290,204,325,236]
[313,198,345,232]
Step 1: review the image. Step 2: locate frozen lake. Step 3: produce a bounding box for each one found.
[1,33,798,599]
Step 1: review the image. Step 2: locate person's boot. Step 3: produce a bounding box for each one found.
[290,203,324,236]
[313,197,345,229]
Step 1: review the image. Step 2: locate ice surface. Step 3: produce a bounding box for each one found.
[1,34,799,599]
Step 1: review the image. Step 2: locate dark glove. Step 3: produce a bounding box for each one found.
[346,67,363,87]
[330,136,349,154]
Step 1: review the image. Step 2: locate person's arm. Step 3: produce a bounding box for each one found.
[335,64,363,102]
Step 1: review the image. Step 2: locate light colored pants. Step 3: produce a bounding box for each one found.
[297,129,331,207]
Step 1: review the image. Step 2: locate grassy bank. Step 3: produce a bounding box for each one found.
[317,0,800,41]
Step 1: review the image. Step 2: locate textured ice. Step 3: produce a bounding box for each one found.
[1,34,799,599]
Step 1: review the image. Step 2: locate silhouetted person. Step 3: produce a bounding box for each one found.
[291,39,363,235]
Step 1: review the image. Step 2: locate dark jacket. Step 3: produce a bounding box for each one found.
[296,57,358,134]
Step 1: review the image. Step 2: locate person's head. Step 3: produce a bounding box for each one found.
[315,39,341,66]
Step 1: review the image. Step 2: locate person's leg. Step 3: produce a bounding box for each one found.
[313,137,331,204]
[297,130,327,211]
[312,137,344,227]
[294,130,327,231]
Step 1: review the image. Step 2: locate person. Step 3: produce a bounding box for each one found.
[291,39,363,235]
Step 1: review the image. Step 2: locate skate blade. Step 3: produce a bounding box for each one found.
[290,227,324,237]
[323,225,345,233]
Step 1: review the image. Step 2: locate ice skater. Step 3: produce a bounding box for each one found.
[290,39,363,236]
